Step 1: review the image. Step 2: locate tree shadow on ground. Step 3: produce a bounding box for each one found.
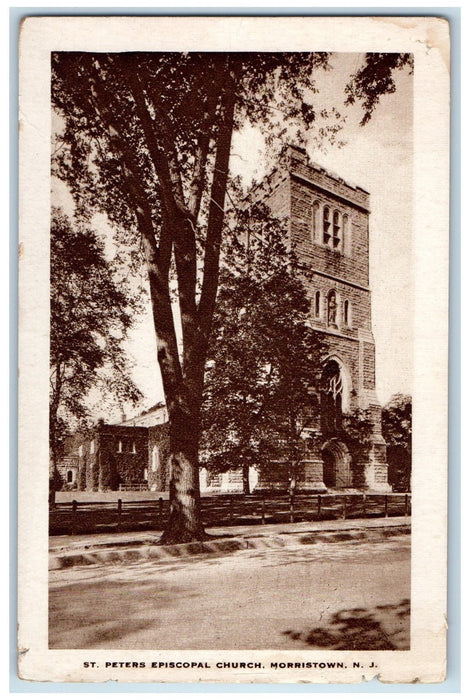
[283,598,410,650]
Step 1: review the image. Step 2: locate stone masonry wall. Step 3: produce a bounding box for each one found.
[78,425,149,491]
[98,426,149,488]
[289,150,370,210]
[289,174,370,290]
[267,149,378,405]
[307,278,372,337]
[363,342,376,389]
[263,175,291,220]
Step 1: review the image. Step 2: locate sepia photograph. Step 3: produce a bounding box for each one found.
[18,16,449,684]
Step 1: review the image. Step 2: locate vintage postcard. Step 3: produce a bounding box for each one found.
[18,16,449,684]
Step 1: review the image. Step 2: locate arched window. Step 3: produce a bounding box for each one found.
[343,300,350,326]
[323,206,331,245]
[327,290,337,327]
[67,470,73,483]
[321,359,343,434]
[342,214,350,253]
[314,290,321,318]
[333,210,342,249]
[117,440,122,454]
[311,201,320,243]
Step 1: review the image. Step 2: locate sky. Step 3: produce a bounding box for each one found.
[52,52,414,418]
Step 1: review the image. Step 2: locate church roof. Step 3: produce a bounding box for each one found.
[116,403,168,427]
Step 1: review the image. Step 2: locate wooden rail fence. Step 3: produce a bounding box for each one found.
[49,492,411,536]
[118,483,148,492]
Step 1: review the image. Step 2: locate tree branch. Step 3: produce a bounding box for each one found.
[116,56,189,221]
[88,57,183,395]
[198,64,237,341]
[188,73,220,220]
[115,57,200,374]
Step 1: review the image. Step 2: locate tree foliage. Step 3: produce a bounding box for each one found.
[201,204,325,492]
[382,394,412,451]
[345,53,413,125]
[50,210,142,472]
[341,409,375,447]
[51,51,412,541]
[381,394,412,491]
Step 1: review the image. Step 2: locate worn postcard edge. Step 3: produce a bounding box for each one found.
[17,15,449,684]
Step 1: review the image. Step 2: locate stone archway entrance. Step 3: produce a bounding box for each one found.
[321,439,352,488]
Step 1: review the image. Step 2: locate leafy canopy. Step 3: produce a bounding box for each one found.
[50,209,142,439]
[51,52,333,235]
[382,393,412,452]
[345,53,413,125]
[201,204,325,478]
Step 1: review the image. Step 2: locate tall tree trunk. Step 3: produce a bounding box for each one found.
[130,61,237,544]
[160,401,206,543]
[158,82,236,543]
[242,464,250,495]
[143,232,208,543]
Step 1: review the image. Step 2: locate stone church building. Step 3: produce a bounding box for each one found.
[59,145,390,494]
[57,405,170,492]
[254,145,390,493]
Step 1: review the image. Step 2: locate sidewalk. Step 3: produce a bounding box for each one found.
[50,515,411,571]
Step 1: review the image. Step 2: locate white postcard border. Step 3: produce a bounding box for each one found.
[18,15,449,684]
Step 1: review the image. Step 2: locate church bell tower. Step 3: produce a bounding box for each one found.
[256,145,391,493]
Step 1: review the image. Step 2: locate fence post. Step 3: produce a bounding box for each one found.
[117,498,122,531]
[362,493,367,518]
[404,493,409,516]
[261,498,265,525]
[289,494,294,523]
[158,497,163,528]
[229,496,233,526]
[384,494,389,518]
[317,494,322,520]
[343,495,347,520]
[71,499,78,535]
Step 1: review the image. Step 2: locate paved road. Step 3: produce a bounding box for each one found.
[49,533,410,650]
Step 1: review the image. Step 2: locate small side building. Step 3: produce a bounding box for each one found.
[69,404,253,494]
[75,405,170,491]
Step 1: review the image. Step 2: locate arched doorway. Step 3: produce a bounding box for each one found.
[321,439,352,488]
